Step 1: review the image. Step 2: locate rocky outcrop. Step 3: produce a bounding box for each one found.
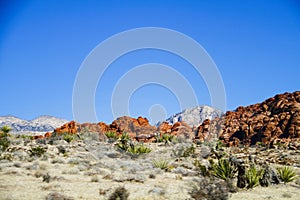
[54,121,78,135]
[196,91,300,147]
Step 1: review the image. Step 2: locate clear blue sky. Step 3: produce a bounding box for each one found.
[0,0,300,124]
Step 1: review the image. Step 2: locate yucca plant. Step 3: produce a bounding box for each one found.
[213,159,237,181]
[105,131,117,139]
[0,126,12,136]
[105,131,118,143]
[277,166,297,183]
[127,143,151,156]
[63,134,75,143]
[152,158,170,170]
[246,165,264,188]
[116,132,131,151]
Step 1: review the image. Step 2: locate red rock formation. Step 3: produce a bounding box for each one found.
[54,121,78,135]
[158,121,194,140]
[111,116,157,141]
[196,91,300,147]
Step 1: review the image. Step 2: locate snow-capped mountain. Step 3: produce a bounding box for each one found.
[0,115,68,134]
[161,105,223,127]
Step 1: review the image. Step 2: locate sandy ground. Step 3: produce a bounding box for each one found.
[0,139,299,200]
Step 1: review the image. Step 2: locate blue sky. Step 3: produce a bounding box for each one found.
[0,0,300,124]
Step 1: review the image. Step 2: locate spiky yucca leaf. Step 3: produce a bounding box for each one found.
[152,158,170,170]
[277,166,297,183]
[246,165,263,188]
[213,159,237,180]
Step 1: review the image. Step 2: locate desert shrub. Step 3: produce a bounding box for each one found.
[30,146,46,157]
[0,152,13,161]
[43,173,51,183]
[105,131,118,142]
[172,144,196,158]
[213,158,237,181]
[190,177,229,200]
[216,140,226,150]
[0,136,10,151]
[63,134,75,143]
[194,159,211,176]
[152,158,170,170]
[0,126,11,151]
[127,143,151,156]
[91,175,99,182]
[277,166,297,183]
[108,186,129,200]
[46,192,74,200]
[155,134,175,144]
[246,165,263,188]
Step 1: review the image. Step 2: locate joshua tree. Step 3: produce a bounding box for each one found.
[1,125,12,135]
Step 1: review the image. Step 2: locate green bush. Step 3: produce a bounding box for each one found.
[194,159,211,176]
[172,144,196,158]
[213,159,237,181]
[152,158,170,170]
[277,166,297,183]
[155,134,175,143]
[1,126,12,135]
[105,131,117,139]
[30,146,46,157]
[63,134,75,143]
[0,126,12,151]
[127,143,151,156]
[0,136,10,151]
[246,165,263,188]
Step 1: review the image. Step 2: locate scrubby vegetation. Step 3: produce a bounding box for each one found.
[0,126,299,199]
[0,125,11,151]
[108,186,129,200]
[277,166,297,183]
[190,177,230,200]
[152,158,170,170]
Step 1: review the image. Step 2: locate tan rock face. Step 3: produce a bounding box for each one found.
[196,91,300,147]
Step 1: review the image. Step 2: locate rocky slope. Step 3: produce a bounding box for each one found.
[162,105,223,127]
[42,91,300,148]
[196,91,300,147]
[0,115,68,134]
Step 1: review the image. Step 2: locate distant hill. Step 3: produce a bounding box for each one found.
[160,105,223,127]
[0,115,68,134]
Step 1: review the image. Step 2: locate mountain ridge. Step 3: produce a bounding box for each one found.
[0,115,68,134]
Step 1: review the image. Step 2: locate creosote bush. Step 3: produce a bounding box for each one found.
[190,177,229,200]
[30,146,46,157]
[108,186,129,200]
[277,166,297,183]
[172,144,196,158]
